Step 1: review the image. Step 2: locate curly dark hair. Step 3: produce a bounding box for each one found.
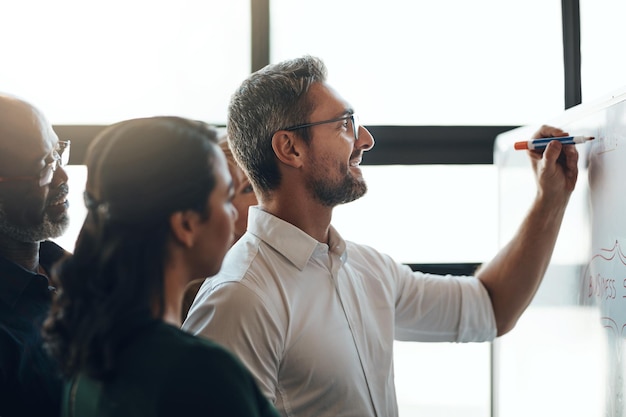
[43,116,220,379]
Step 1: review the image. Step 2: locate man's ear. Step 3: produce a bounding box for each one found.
[272,130,304,168]
[169,211,196,248]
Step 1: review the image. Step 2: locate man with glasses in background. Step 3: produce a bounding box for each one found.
[0,93,70,417]
[183,56,579,417]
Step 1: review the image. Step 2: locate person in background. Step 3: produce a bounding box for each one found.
[0,93,70,417]
[183,56,580,417]
[219,137,259,243]
[43,116,279,417]
[181,137,257,322]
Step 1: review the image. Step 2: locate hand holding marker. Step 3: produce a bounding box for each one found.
[514,135,595,151]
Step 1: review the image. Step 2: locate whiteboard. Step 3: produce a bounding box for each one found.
[493,86,626,417]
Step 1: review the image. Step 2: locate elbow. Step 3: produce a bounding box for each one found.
[495,316,518,337]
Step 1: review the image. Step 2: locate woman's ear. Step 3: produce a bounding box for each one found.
[169,211,197,248]
[272,130,304,168]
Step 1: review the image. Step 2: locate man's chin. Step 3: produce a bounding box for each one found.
[341,188,367,205]
[45,219,70,240]
[329,184,368,207]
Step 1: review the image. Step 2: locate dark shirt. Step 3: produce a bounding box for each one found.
[0,241,67,417]
[63,320,280,417]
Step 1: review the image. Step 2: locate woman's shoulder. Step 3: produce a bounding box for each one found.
[153,322,249,373]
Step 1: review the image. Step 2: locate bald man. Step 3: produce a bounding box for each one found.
[0,94,70,417]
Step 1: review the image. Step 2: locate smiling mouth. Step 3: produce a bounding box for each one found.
[50,199,67,207]
[48,194,68,207]
[350,158,362,167]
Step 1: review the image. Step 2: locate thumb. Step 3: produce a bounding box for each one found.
[542,140,563,163]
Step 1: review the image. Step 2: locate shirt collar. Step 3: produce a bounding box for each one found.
[0,241,67,308]
[247,206,347,270]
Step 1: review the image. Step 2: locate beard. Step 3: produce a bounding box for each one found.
[0,203,69,243]
[307,161,368,207]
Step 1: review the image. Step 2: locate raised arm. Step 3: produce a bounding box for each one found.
[477,125,579,336]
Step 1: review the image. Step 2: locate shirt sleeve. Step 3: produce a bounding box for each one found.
[393,263,497,342]
[182,279,284,404]
[346,242,497,343]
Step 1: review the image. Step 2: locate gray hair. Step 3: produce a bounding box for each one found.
[227,55,327,196]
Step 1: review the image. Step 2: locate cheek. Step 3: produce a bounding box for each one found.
[312,149,345,173]
[234,213,246,228]
[220,207,235,237]
[2,190,47,223]
[207,208,235,262]
[233,195,256,219]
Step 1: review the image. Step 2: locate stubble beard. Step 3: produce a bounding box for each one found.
[308,165,368,207]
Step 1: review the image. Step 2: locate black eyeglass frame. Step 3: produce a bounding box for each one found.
[284,114,359,141]
[0,140,71,187]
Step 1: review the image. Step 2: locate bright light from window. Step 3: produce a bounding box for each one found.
[580,0,626,102]
[0,0,250,125]
[333,165,498,264]
[271,0,564,126]
[53,166,87,253]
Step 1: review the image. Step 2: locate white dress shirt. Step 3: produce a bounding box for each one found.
[183,206,496,417]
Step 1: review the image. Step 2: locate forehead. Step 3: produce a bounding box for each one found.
[0,99,58,172]
[307,82,352,119]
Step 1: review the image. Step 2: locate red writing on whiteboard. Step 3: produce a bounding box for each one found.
[588,273,617,300]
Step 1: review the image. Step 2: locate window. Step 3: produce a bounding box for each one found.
[53,166,87,253]
[333,165,497,264]
[0,0,250,125]
[271,0,564,126]
[580,0,626,103]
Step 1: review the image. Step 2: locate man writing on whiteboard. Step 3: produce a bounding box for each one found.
[183,55,578,417]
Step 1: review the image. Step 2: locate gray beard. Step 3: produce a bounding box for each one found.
[0,206,69,243]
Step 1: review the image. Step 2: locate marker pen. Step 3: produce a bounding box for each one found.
[514,136,595,150]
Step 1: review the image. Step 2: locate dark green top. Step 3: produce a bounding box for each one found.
[62,320,280,417]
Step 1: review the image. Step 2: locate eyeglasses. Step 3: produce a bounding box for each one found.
[0,140,71,187]
[284,114,360,141]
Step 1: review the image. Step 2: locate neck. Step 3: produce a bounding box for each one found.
[261,194,333,244]
[160,253,192,328]
[161,280,184,328]
[162,302,183,327]
[0,236,41,272]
